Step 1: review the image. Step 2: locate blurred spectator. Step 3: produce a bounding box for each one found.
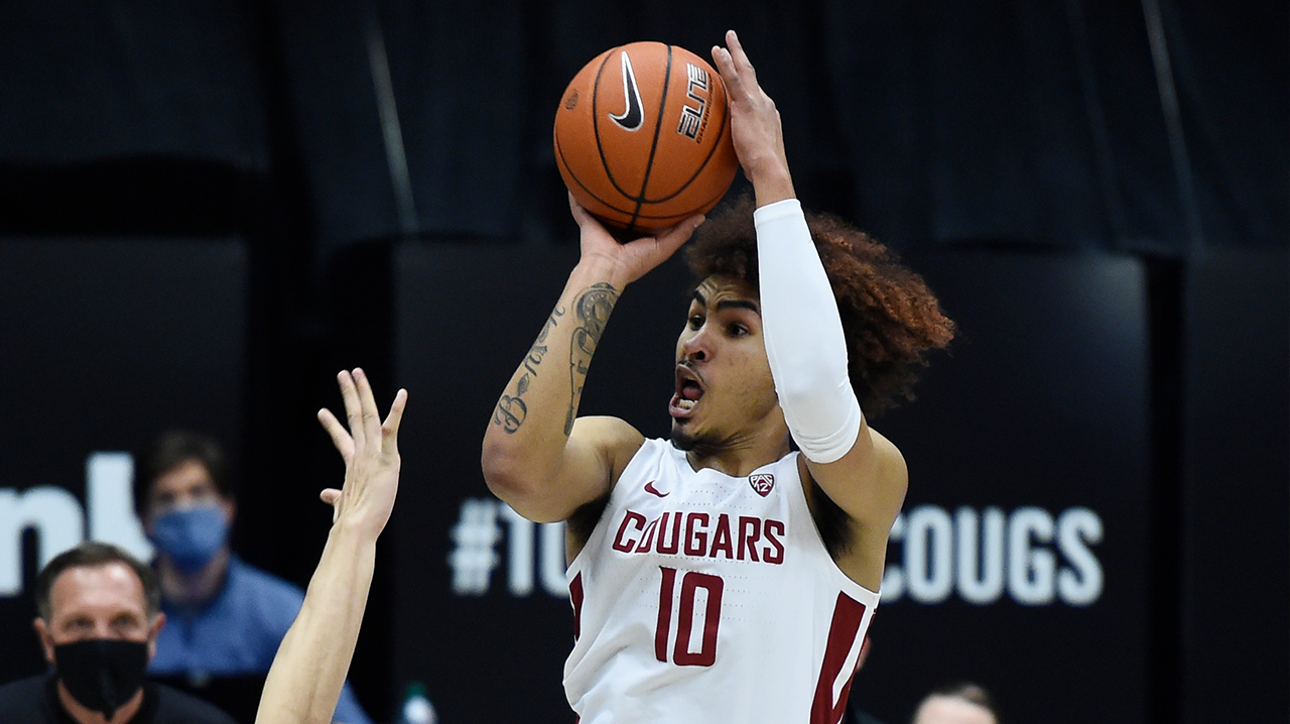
[0,541,236,724]
[134,430,372,724]
[911,682,999,724]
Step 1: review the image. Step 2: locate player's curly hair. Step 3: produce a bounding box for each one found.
[685,193,955,417]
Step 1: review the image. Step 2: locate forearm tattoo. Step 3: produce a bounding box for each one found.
[494,306,564,433]
[566,283,619,434]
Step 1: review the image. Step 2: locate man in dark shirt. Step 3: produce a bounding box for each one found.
[0,541,235,724]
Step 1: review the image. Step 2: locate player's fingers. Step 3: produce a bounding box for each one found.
[338,370,366,450]
[620,217,694,270]
[655,213,705,251]
[321,488,342,524]
[725,30,759,84]
[569,193,613,239]
[317,407,355,460]
[382,388,408,452]
[568,192,602,230]
[354,368,382,449]
[711,45,742,98]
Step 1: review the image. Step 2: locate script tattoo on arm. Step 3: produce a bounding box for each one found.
[566,283,619,435]
[494,306,565,433]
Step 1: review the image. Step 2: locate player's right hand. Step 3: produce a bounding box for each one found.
[569,192,705,288]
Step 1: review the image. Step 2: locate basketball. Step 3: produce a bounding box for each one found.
[554,41,738,235]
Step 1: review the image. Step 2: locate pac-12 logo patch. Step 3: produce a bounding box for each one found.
[749,473,774,497]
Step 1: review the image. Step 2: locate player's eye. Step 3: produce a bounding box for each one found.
[688,315,704,330]
[728,324,748,337]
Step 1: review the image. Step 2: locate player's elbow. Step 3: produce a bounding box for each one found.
[481,447,551,516]
[483,474,568,524]
[481,443,527,497]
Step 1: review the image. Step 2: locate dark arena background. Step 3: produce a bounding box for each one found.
[0,2,1285,723]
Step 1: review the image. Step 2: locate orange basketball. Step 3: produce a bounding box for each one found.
[554,41,738,235]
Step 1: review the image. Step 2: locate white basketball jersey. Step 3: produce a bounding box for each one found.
[564,438,880,724]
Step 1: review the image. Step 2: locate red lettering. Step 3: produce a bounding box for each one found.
[655,568,724,667]
[613,510,647,552]
[673,572,723,666]
[684,512,710,556]
[635,516,659,552]
[762,519,785,564]
[737,516,761,562]
[655,566,677,661]
[619,512,783,566]
[657,511,682,554]
[709,513,734,559]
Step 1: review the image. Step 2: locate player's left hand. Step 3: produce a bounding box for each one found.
[711,30,794,202]
[316,368,408,538]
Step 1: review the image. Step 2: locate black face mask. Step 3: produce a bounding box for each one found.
[53,639,148,720]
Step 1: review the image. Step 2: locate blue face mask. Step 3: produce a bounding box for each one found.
[150,504,229,572]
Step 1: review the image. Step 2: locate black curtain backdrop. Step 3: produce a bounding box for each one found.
[0,1,1284,252]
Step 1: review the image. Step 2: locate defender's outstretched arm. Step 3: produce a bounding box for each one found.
[255,370,406,724]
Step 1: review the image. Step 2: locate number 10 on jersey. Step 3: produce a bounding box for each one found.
[655,566,724,666]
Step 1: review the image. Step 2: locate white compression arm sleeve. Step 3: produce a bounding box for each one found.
[755,198,864,464]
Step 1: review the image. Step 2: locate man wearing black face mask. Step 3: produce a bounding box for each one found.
[133,431,372,724]
[0,541,236,724]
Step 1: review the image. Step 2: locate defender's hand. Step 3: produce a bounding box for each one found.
[317,368,408,538]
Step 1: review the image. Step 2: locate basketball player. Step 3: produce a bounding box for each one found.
[254,369,407,724]
[481,30,953,724]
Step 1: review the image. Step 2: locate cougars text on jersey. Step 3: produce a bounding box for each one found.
[610,509,786,564]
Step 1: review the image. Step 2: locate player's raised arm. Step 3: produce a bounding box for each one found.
[713,30,907,573]
[481,198,704,523]
[255,369,406,724]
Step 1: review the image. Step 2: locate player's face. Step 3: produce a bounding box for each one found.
[669,275,783,451]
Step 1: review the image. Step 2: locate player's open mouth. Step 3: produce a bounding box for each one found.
[669,365,704,418]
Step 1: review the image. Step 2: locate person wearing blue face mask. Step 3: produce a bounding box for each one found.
[135,431,373,724]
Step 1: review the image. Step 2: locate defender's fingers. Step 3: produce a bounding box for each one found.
[319,488,342,506]
[317,408,355,459]
[353,368,383,446]
[338,370,366,449]
[381,388,409,446]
